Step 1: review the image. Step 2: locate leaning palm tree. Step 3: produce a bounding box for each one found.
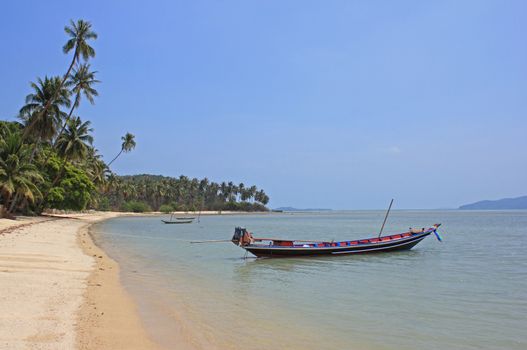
[0,128,44,214]
[19,76,71,143]
[63,19,98,65]
[108,133,136,166]
[38,19,97,129]
[54,63,99,146]
[255,189,269,205]
[55,116,94,162]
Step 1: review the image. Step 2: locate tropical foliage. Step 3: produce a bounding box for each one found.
[0,125,44,213]
[0,19,270,216]
[104,174,270,212]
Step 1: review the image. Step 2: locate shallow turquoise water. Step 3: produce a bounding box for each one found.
[94,210,527,350]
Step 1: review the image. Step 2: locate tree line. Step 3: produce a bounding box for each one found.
[0,19,269,217]
[102,174,269,212]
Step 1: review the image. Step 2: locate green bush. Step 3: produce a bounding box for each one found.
[121,200,151,212]
[159,204,174,213]
[219,201,268,212]
[223,201,240,211]
[47,163,96,211]
[97,197,110,211]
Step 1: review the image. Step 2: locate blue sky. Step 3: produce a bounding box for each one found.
[1,0,526,209]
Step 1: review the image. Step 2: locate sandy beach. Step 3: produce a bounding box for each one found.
[0,212,161,350]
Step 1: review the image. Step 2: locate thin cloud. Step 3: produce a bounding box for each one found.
[386,146,402,154]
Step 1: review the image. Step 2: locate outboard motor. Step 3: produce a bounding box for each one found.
[232,227,247,246]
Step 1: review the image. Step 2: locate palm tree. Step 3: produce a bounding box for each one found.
[105,172,119,194]
[255,190,269,205]
[0,128,44,213]
[19,76,71,142]
[238,183,245,201]
[63,19,98,67]
[207,182,220,207]
[40,117,94,205]
[220,182,228,202]
[55,117,94,161]
[38,20,97,120]
[248,185,257,202]
[227,181,236,202]
[0,121,23,138]
[14,77,69,212]
[54,63,99,146]
[84,148,109,189]
[108,133,136,166]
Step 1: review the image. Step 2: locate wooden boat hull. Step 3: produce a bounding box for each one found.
[161,220,193,224]
[242,231,431,258]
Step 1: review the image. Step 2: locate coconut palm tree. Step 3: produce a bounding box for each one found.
[248,185,257,202]
[238,182,245,201]
[105,173,119,194]
[55,117,94,161]
[226,181,237,202]
[220,182,228,202]
[0,128,44,213]
[255,190,269,205]
[38,20,97,120]
[84,148,109,189]
[63,19,98,68]
[40,117,94,205]
[54,63,99,146]
[16,77,71,210]
[19,76,71,143]
[107,133,136,166]
[0,121,23,138]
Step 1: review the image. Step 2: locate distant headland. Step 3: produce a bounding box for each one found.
[459,195,527,210]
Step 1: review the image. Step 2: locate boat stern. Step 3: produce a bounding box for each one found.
[232,227,246,246]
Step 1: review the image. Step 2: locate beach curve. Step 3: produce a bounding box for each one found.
[0,212,161,350]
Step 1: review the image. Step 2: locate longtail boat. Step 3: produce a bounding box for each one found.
[161,219,193,224]
[231,224,442,258]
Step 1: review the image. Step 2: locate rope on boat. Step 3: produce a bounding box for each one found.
[190,239,232,244]
[104,232,195,242]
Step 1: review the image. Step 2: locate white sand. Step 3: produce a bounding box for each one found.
[0,213,128,349]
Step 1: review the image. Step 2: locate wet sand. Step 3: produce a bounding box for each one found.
[76,217,161,350]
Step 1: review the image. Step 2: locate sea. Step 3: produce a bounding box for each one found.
[92,210,527,350]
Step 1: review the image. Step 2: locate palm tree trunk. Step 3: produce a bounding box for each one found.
[53,95,78,148]
[40,163,67,205]
[37,101,78,167]
[107,148,123,167]
[8,193,18,213]
[29,50,78,143]
[1,196,14,219]
[48,51,78,111]
[20,49,79,205]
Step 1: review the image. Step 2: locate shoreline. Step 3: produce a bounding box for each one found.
[0,210,277,349]
[0,212,163,349]
[76,215,161,349]
[43,210,274,216]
